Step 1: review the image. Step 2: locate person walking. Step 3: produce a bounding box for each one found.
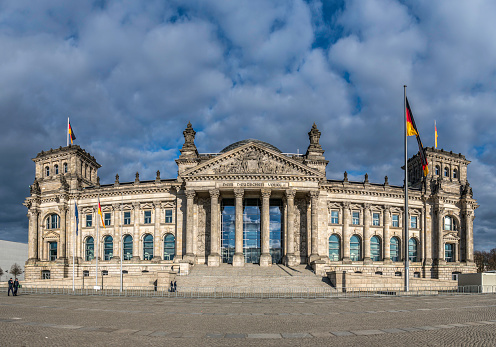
[173,280,177,292]
[7,278,13,296]
[13,278,19,296]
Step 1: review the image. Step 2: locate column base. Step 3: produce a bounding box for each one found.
[56,257,68,265]
[183,254,196,265]
[283,254,298,267]
[259,253,272,267]
[132,256,140,261]
[363,257,372,265]
[342,257,352,264]
[436,259,447,266]
[27,258,38,264]
[308,254,320,264]
[207,253,221,267]
[233,253,245,267]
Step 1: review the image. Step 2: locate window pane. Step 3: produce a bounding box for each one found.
[124,212,131,225]
[352,212,360,225]
[331,210,339,224]
[390,237,399,262]
[104,213,111,226]
[328,235,340,261]
[86,214,92,227]
[410,216,417,229]
[144,210,151,224]
[409,238,418,262]
[164,234,175,260]
[370,236,381,261]
[143,234,153,260]
[373,213,380,226]
[392,214,399,227]
[123,235,133,260]
[165,209,173,223]
[350,235,361,261]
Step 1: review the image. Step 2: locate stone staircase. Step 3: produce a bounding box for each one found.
[175,263,334,291]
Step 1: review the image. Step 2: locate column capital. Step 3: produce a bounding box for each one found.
[58,204,68,213]
[363,203,371,210]
[185,189,196,199]
[342,201,350,209]
[132,201,140,209]
[152,200,162,208]
[112,203,120,210]
[209,189,220,199]
[308,190,320,200]
[285,189,296,199]
[261,188,271,199]
[234,188,244,199]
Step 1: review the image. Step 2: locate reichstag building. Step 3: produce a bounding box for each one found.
[23,123,477,282]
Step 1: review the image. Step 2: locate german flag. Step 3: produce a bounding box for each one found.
[98,198,105,229]
[69,122,76,144]
[406,97,429,176]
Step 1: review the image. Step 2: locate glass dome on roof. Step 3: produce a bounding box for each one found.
[220,139,282,153]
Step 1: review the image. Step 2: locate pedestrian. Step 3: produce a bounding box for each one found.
[7,278,13,296]
[13,278,19,296]
[170,281,174,292]
[173,280,177,292]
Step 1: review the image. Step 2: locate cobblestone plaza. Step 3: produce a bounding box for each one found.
[1,293,495,346]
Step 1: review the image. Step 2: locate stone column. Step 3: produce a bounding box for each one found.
[342,202,351,262]
[208,189,221,266]
[175,187,183,260]
[383,206,391,263]
[259,188,272,266]
[233,188,245,267]
[58,205,67,260]
[424,201,432,265]
[363,204,371,263]
[284,189,297,266]
[184,189,196,263]
[28,209,39,262]
[466,211,474,262]
[132,202,140,260]
[437,207,445,264]
[420,207,425,263]
[153,200,161,261]
[308,190,320,263]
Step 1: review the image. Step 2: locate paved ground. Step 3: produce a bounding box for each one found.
[0,293,495,346]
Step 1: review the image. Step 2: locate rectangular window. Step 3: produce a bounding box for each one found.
[411,216,418,229]
[372,213,380,226]
[352,211,360,225]
[144,210,152,224]
[330,210,339,224]
[49,242,57,261]
[124,211,131,225]
[392,214,399,227]
[165,209,173,223]
[42,270,50,280]
[445,244,454,262]
[104,213,111,226]
[83,270,89,277]
[86,214,92,227]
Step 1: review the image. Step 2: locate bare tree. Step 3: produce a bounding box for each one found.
[0,267,3,281]
[9,263,23,279]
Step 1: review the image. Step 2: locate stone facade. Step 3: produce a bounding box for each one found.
[23,123,478,283]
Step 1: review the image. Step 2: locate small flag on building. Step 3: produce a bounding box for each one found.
[435,120,438,149]
[75,201,79,235]
[406,97,429,176]
[69,122,76,144]
[98,198,105,228]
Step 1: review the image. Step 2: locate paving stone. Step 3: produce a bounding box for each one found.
[134,330,154,336]
[53,325,84,330]
[206,333,224,338]
[351,330,385,336]
[449,323,470,327]
[434,325,456,329]
[381,328,407,333]
[331,331,355,336]
[149,331,168,337]
[478,321,496,325]
[166,332,183,338]
[464,322,485,326]
[77,326,100,331]
[402,327,423,332]
[417,326,440,331]
[310,332,333,338]
[247,333,282,339]
[224,333,247,338]
[112,329,140,334]
[95,327,118,333]
[281,333,312,338]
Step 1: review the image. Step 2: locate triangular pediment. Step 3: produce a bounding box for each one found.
[181,142,323,179]
[443,232,460,242]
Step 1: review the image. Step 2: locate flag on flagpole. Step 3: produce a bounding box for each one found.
[75,201,79,235]
[69,122,76,144]
[435,120,438,149]
[98,198,105,229]
[405,97,429,176]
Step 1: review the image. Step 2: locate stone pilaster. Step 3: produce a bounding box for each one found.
[465,210,474,262]
[259,188,272,266]
[208,189,221,266]
[233,188,245,267]
[437,207,446,264]
[284,189,297,266]
[383,205,391,263]
[132,202,140,260]
[153,200,161,261]
[184,189,196,263]
[28,209,39,262]
[363,203,371,264]
[58,204,67,260]
[308,190,320,264]
[112,203,121,261]
[342,202,351,263]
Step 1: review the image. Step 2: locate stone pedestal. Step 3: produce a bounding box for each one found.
[309,254,320,264]
[179,260,191,275]
[207,253,221,267]
[182,254,196,264]
[312,259,327,277]
[260,253,272,267]
[284,254,298,267]
[233,253,244,267]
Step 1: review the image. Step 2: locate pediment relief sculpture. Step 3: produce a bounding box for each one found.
[43,230,59,239]
[443,232,460,241]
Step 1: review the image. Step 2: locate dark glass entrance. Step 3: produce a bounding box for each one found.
[221,199,235,263]
[243,198,261,263]
[269,199,283,264]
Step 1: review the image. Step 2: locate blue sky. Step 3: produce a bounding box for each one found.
[0,0,495,251]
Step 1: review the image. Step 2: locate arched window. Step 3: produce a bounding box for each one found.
[45,166,50,177]
[54,164,59,175]
[328,234,341,261]
[143,234,153,260]
[444,167,449,177]
[453,169,458,179]
[390,237,400,262]
[163,234,175,260]
[104,236,113,260]
[350,235,362,261]
[409,238,418,262]
[444,216,456,231]
[85,237,94,261]
[370,236,381,261]
[435,165,440,175]
[123,235,133,260]
[63,163,68,173]
[46,214,59,229]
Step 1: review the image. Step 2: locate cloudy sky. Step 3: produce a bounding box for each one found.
[1,0,495,251]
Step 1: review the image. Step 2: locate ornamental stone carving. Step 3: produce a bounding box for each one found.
[213,149,296,175]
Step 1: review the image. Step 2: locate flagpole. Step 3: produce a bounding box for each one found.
[96,199,99,289]
[72,198,75,292]
[67,117,70,147]
[120,192,123,293]
[404,85,409,292]
[435,120,437,149]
